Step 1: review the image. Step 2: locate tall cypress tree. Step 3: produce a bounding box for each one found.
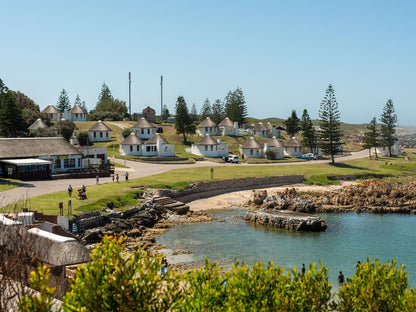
[300,109,316,153]
[74,94,82,107]
[224,87,247,126]
[211,99,224,124]
[56,89,71,112]
[175,96,194,144]
[318,84,342,164]
[0,90,26,137]
[380,99,398,157]
[200,98,212,121]
[363,117,380,159]
[284,110,300,137]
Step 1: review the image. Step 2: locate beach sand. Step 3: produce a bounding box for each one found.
[188,182,356,211]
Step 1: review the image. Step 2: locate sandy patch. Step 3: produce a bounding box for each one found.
[189,182,356,211]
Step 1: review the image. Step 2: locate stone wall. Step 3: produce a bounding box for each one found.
[157,175,305,202]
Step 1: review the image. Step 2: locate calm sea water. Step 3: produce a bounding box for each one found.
[156,209,416,288]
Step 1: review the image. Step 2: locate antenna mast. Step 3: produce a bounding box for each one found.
[160,75,163,123]
[128,72,131,120]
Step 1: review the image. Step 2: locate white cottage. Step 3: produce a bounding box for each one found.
[284,137,303,156]
[264,137,285,159]
[218,117,238,136]
[88,120,112,142]
[131,117,157,140]
[68,104,87,122]
[41,105,60,122]
[119,133,143,156]
[143,133,174,157]
[241,137,263,158]
[190,134,228,158]
[252,122,270,138]
[196,117,220,136]
[376,139,402,156]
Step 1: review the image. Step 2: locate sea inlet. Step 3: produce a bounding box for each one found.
[156,209,416,289]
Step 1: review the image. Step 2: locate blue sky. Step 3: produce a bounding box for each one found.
[1,1,415,125]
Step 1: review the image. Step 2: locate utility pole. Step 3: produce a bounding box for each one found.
[160,75,163,123]
[128,72,131,120]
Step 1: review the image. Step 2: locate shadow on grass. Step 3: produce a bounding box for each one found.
[0,179,34,187]
[328,162,368,170]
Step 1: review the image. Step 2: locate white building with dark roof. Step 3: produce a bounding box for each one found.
[190,134,228,158]
[284,137,303,156]
[240,137,264,158]
[264,137,285,159]
[119,133,174,157]
[88,120,112,142]
[196,117,220,136]
[68,104,87,121]
[131,117,157,140]
[218,117,238,136]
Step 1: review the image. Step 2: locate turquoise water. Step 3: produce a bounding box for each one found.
[156,209,416,288]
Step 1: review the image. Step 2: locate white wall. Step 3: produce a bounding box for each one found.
[88,131,111,142]
[191,144,228,157]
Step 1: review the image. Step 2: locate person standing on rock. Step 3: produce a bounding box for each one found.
[301,263,306,274]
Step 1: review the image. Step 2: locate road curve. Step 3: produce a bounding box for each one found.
[0,150,369,208]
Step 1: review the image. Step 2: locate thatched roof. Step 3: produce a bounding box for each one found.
[88,120,112,131]
[120,133,142,145]
[68,104,87,114]
[198,117,217,128]
[242,137,262,149]
[265,122,274,130]
[285,137,302,147]
[218,117,234,127]
[267,137,284,148]
[132,117,154,129]
[28,118,49,130]
[253,122,269,131]
[41,105,59,114]
[195,134,218,145]
[146,133,169,144]
[0,137,82,159]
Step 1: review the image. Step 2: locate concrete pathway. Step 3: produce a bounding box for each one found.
[0,150,369,208]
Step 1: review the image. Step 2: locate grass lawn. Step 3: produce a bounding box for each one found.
[6,153,415,216]
[0,179,22,192]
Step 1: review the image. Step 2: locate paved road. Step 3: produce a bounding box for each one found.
[0,150,369,208]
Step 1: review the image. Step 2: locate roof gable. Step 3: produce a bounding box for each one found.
[267,137,284,148]
[195,134,218,145]
[132,117,155,129]
[28,119,49,130]
[218,117,234,127]
[68,104,87,114]
[88,120,112,131]
[42,105,59,114]
[253,122,269,131]
[120,133,142,145]
[198,117,217,128]
[242,137,262,149]
[146,133,169,144]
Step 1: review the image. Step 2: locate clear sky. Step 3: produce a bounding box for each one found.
[1,1,415,125]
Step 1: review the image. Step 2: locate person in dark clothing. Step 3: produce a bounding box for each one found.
[301,263,306,274]
[68,185,73,197]
[338,271,345,283]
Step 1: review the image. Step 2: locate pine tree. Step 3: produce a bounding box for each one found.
[81,101,87,112]
[300,109,316,153]
[200,98,212,121]
[211,99,224,124]
[380,99,398,157]
[284,110,300,137]
[224,87,247,126]
[162,105,170,121]
[56,89,71,112]
[0,90,27,137]
[363,117,380,159]
[98,82,113,103]
[175,96,194,143]
[0,78,8,95]
[190,103,198,122]
[318,84,342,164]
[74,94,82,107]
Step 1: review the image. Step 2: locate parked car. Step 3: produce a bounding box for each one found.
[295,154,311,160]
[304,153,317,160]
[222,155,239,163]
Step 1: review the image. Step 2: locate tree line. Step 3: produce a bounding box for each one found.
[283,84,398,163]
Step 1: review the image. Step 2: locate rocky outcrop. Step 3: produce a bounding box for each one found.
[245,209,327,232]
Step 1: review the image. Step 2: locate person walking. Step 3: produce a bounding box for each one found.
[112,175,115,182]
[338,271,345,283]
[96,175,100,185]
[125,171,129,182]
[68,185,73,197]
[116,173,119,182]
[301,263,306,274]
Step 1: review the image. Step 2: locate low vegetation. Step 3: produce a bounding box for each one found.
[19,236,416,311]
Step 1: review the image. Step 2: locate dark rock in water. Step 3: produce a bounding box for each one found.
[245,210,327,232]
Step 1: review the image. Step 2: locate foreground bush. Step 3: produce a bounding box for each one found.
[19,237,416,311]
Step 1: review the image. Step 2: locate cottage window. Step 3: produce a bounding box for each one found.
[210,145,213,151]
[130,146,133,152]
[205,146,208,151]
[100,132,103,138]
[148,129,150,134]
[294,147,297,152]
[78,158,81,167]
[250,149,253,155]
[76,113,78,118]
[136,146,139,151]
[146,146,157,152]
[106,132,109,137]
[94,132,96,138]
[55,159,61,168]
[141,129,144,134]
